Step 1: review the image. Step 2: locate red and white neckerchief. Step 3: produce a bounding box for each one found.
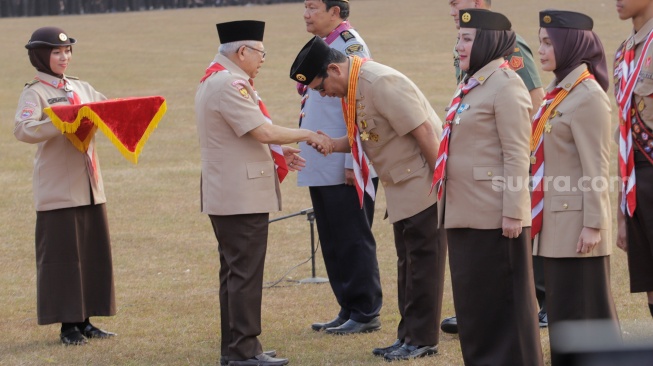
[430,76,481,199]
[200,62,289,183]
[530,70,593,238]
[297,21,354,126]
[615,31,653,216]
[342,56,375,207]
[38,76,98,184]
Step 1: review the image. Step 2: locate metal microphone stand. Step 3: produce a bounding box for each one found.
[269,207,328,284]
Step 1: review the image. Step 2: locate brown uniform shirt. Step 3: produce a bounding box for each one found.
[443,58,532,229]
[355,61,442,224]
[533,65,612,258]
[14,71,107,211]
[195,54,281,216]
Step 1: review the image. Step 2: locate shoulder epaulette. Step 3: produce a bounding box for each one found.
[67,75,79,80]
[24,79,39,88]
[340,30,356,42]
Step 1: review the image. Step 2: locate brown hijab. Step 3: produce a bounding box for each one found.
[28,47,72,78]
[546,28,609,92]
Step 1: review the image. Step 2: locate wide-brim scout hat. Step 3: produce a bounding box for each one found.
[539,10,593,30]
[289,36,332,85]
[459,8,511,30]
[216,20,265,44]
[25,27,76,49]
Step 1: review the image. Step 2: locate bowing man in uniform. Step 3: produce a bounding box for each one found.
[290,36,446,362]
[195,21,332,366]
[298,0,382,335]
[615,0,653,321]
[534,10,620,364]
[432,9,543,365]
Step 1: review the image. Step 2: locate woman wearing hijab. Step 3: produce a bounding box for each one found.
[14,26,116,345]
[533,10,620,362]
[432,8,543,366]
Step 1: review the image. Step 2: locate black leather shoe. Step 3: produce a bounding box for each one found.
[440,316,458,334]
[538,310,548,328]
[325,316,381,335]
[383,343,438,361]
[81,324,116,339]
[372,339,403,357]
[311,316,346,331]
[60,326,88,345]
[228,353,288,366]
[220,351,277,366]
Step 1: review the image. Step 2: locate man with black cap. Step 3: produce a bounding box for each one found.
[615,0,653,322]
[195,20,332,366]
[442,0,548,336]
[290,36,446,362]
[297,0,383,336]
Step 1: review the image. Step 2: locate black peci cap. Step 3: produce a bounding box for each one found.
[216,20,265,44]
[459,9,511,31]
[289,36,332,85]
[539,10,593,30]
[25,27,76,49]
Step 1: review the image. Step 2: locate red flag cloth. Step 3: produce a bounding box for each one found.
[43,96,167,164]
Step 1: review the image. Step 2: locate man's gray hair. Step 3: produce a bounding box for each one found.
[219,40,260,55]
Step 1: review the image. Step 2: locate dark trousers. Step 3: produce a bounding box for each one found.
[309,178,382,323]
[626,151,653,293]
[544,256,620,366]
[448,228,543,366]
[393,203,445,346]
[210,213,268,361]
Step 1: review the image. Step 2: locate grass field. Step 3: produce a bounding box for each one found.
[1,0,652,365]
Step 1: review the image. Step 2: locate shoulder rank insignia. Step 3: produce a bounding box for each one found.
[340,30,355,42]
[345,44,364,55]
[24,79,39,88]
[509,56,524,71]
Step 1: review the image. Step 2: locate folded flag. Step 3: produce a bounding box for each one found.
[44,96,167,164]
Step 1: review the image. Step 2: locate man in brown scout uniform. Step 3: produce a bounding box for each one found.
[195,20,332,366]
[290,36,446,362]
[615,0,653,321]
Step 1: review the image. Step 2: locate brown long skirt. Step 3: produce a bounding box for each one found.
[543,256,621,365]
[35,204,116,325]
[447,227,543,366]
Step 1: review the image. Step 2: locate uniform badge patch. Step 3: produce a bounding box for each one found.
[345,44,364,55]
[238,86,250,99]
[340,30,355,42]
[47,97,68,104]
[509,56,524,71]
[231,80,250,99]
[20,108,34,119]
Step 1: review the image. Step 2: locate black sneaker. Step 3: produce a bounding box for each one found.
[383,343,438,361]
[372,339,402,357]
[440,316,458,334]
[538,310,548,328]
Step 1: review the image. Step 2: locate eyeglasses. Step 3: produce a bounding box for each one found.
[243,45,266,58]
[312,75,328,92]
